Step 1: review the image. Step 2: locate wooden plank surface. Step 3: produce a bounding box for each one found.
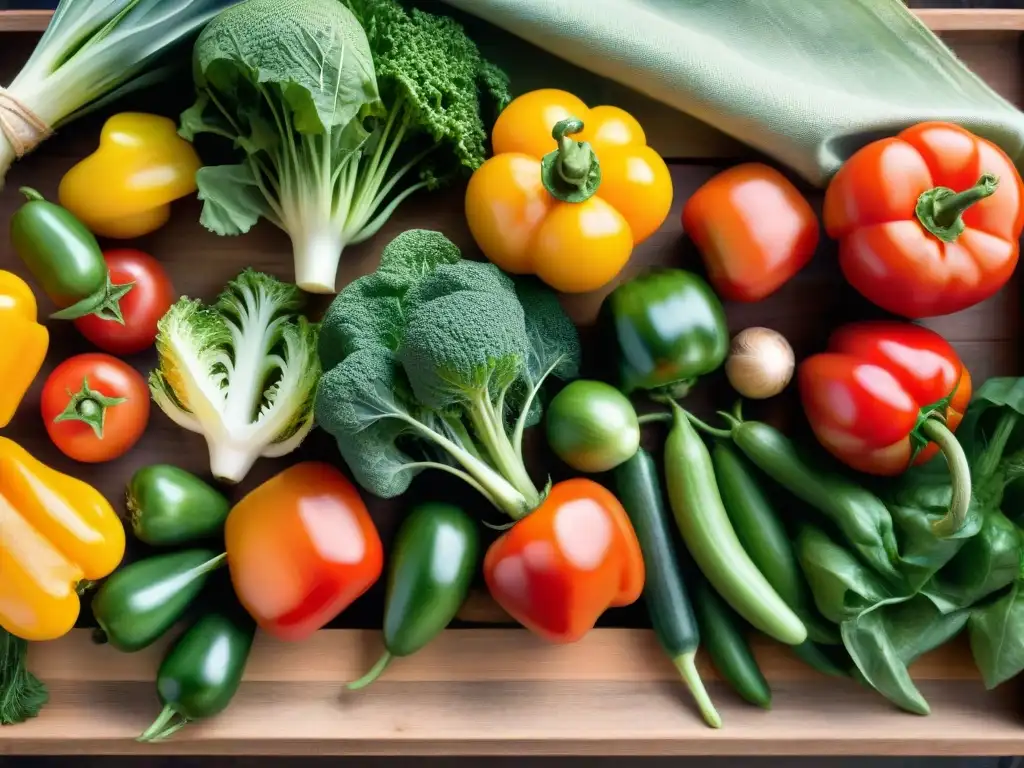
[0,7,1022,758]
[3,629,1021,756]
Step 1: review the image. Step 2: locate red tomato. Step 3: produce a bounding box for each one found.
[225,462,384,642]
[41,353,150,463]
[73,249,174,355]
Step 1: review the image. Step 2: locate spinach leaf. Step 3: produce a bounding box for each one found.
[923,509,1021,613]
[968,580,1024,689]
[842,595,970,716]
[796,525,898,625]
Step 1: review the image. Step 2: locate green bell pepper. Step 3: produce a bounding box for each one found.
[602,268,728,398]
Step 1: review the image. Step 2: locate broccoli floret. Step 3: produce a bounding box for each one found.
[315,230,580,520]
[150,269,320,484]
[319,229,463,368]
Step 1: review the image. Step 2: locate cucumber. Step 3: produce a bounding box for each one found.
[613,447,721,729]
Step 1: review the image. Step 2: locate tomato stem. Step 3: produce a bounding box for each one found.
[540,117,602,204]
[52,376,127,439]
[916,173,999,243]
[920,416,972,538]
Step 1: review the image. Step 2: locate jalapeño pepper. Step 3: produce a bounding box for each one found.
[602,268,728,398]
[9,188,131,322]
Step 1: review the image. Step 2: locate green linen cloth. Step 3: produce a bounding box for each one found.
[439,0,1024,187]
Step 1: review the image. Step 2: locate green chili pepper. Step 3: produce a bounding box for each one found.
[9,187,130,322]
[692,577,771,709]
[712,441,838,645]
[91,549,226,652]
[601,268,728,398]
[138,606,256,742]
[664,403,807,646]
[127,465,231,547]
[708,414,903,586]
[349,502,478,690]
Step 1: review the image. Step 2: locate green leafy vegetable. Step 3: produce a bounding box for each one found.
[182,0,509,294]
[969,580,1024,689]
[336,0,510,253]
[0,629,48,726]
[0,0,242,188]
[180,0,383,293]
[150,269,320,485]
[315,229,580,519]
[842,595,969,716]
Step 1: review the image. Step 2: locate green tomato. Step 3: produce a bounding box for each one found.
[546,380,640,472]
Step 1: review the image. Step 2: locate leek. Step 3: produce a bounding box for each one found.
[0,0,241,187]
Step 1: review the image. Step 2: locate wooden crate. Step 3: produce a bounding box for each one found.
[0,5,1023,757]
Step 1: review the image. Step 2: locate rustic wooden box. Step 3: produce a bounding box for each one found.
[0,6,1023,757]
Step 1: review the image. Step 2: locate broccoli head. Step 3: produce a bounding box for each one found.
[315,230,580,520]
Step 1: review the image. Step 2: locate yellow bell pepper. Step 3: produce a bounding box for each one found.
[58,112,202,239]
[0,437,125,641]
[0,271,48,429]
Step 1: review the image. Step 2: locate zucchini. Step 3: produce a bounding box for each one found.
[613,447,721,728]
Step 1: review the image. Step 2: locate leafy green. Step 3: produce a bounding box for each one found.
[0,0,242,187]
[787,377,1024,713]
[0,629,47,726]
[150,269,320,484]
[180,0,384,293]
[336,0,510,245]
[969,580,1024,689]
[314,230,580,519]
[843,596,969,716]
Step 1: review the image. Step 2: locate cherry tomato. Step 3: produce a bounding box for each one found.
[41,353,150,463]
[73,249,174,355]
[225,462,384,642]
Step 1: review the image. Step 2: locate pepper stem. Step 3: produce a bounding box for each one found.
[540,118,602,204]
[347,651,393,690]
[673,652,722,729]
[53,377,127,439]
[920,417,972,537]
[137,704,189,742]
[916,173,999,243]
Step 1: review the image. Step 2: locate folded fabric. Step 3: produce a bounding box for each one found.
[440,0,1024,187]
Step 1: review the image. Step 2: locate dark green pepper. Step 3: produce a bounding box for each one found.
[9,187,130,322]
[602,268,728,397]
[127,465,231,547]
[349,502,478,690]
[138,606,256,742]
[91,549,226,652]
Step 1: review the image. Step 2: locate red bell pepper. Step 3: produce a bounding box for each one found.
[484,478,645,644]
[224,462,384,641]
[823,122,1024,319]
[798,321,972,536]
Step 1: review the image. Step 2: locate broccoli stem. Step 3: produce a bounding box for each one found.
[403,415,534,519]
[466,391,541,511]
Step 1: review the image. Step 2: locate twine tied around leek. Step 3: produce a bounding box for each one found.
[0,88,51,160]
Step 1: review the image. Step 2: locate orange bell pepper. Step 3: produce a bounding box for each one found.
[225,462,384,642]
[58,113,201,239]
[465,89,673,294]
[0,271,48,429]
[483,478,645,643]
[0,437,125,641]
